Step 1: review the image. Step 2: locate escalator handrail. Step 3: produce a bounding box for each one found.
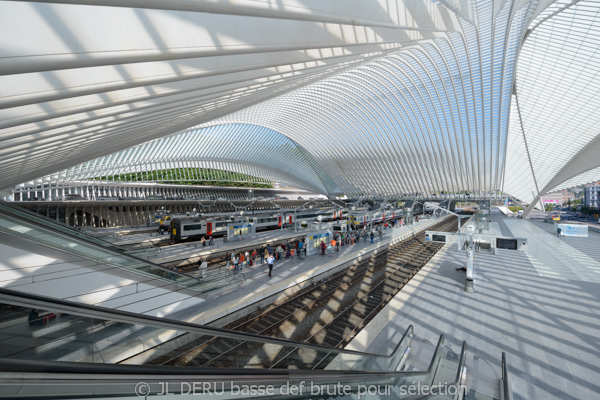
[0,287,415,360]
[0,356,419,378]
[0,200,126,249]
[0,203,197,281]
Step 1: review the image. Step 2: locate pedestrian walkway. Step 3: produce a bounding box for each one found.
[169,216,449,326]
[504,219,600,283]
[346,209,600,400]
[149,228,309,264]
[0,216,450,366]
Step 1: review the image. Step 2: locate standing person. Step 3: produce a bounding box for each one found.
[275,245,281,261]
[320,240,326,255]
[234,254,240,273]
[198,257,207,278]
[201,236,206,247]
[239,252,245,270]
[252,249,257,266]
[557,227,562,238]
[260,247,266,264]
[231,251,236,270]
[267,254,275,277]
[370,231,374,244]
[209,235,214,246]
[298,240,304,258]
[245,250,250,267]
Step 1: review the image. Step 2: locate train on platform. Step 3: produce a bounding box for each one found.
[168,209,347,243]
[347,208,404,227]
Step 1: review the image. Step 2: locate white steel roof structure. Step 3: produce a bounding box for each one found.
[1,0,599,211]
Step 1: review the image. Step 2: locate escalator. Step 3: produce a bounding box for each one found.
[0,287,512,399]
[0,201,240,293]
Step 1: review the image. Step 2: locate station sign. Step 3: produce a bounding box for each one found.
[309,232,330,240]
[425,231,527,251]
[229,224,253,229]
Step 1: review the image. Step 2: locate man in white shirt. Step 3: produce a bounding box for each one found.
[267,255,275,277]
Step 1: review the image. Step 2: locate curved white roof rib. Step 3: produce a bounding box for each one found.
[2,1,599,205]
[504,0,600,214]
[59,123,338,194]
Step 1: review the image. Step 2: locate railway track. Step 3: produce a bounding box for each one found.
[142,215,464,369]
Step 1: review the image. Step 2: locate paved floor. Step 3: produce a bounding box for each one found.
[150,228,310,264]
[169,217,447,325]
[347,210,600,400]
[0,217,449,365]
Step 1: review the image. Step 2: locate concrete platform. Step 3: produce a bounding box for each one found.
[346,209,600,400]
[149,228,310,265]
[1,217,450,365]
[166,216,450,326]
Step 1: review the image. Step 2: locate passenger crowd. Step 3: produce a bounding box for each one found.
[164,217,408,281]
[225,238,306,277]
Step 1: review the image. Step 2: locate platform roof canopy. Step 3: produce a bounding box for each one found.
[1,0,599,206]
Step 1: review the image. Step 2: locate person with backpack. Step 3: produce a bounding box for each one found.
[557,227,562,238]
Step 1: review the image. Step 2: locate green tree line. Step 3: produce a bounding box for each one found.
[95,168,273,188]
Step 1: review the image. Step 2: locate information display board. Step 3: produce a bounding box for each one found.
[306,230,332,256]
[555,223,588,237]
[226,222,255,241]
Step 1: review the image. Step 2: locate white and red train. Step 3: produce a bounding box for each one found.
[169,209,347,242]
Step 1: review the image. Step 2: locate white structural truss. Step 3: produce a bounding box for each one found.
[1,0,599,209]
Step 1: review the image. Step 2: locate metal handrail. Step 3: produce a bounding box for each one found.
[454,341,468,400]
[0,356,427,400]
[0,204,198,283]
[0,287,414,359]
[501,352,513,400]
[0,200,125,249]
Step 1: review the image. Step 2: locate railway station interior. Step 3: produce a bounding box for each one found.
[0,1,599,399]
